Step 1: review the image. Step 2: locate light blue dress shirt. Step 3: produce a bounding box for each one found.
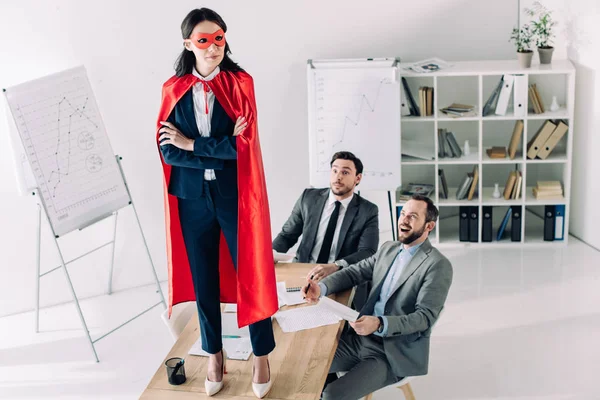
[372,242,422,336]
[319,242,423,337]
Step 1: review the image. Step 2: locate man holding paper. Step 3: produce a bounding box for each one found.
[303,194,453,400]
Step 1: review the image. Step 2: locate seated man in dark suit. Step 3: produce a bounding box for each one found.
[272,151,379,309]
[303,195,453,400]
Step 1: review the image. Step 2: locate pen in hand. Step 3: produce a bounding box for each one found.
[303,275,314,299]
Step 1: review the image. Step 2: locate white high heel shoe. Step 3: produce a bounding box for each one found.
[252,358,272,398]
[205,349,227,396]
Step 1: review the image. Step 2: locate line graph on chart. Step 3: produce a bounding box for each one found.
[5,66,130,235]
[310,68,400,190]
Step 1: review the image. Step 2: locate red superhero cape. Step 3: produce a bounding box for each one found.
[156,70,278,328]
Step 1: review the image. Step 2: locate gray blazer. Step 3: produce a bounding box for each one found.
[272,188,379,266]
[320,239,453,378]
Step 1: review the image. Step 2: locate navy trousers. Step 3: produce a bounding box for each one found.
[178,180,275,356]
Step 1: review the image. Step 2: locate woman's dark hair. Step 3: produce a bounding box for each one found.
[174,8,244,77]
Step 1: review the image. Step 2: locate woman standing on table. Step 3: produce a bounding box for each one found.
[156,8,277,398]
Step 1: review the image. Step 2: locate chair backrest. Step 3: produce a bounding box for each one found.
[160,301,196,341]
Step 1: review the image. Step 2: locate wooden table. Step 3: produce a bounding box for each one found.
[141,263,352,399]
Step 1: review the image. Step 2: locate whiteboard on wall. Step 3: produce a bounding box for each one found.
[3,66,130,237]
[307,58,401,191]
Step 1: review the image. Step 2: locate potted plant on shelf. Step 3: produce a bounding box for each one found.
[525,1,557,64]
[510,24,534,68]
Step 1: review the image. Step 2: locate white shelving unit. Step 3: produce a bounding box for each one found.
[397,59,575,246]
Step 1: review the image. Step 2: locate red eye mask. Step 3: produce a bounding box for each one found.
[189,29,226,49]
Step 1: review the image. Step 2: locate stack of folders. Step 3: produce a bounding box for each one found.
[503,170,523,200]
[482,74,528,117]
[528,84,546,114]
[418,86,434,116]
[527,120,568,159]
[456,165,478,201]
[438,129,462,158]
[533,181,563,200]
[440,103,476,118]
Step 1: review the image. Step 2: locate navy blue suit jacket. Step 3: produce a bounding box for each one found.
[160,89,237,199]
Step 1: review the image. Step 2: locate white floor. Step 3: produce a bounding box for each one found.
[1,237,599,400]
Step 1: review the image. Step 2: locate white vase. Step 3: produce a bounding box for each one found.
[463,140,470,156]
[550,96,559,112]
[492,183,501,199]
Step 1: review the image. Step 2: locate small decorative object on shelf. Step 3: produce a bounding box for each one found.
[492,183,501,199]
[550,95,559,112]
[463,140,471,156]
[486,146,507,159]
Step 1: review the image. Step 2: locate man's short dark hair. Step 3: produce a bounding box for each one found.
[330,151,364,175]
[410,194,439,223]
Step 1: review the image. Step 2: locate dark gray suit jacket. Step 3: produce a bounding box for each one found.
[320,239,453,378]
[272,188,379,267]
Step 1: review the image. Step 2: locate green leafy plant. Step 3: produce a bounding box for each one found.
[525,1,557,48]
[509,24,534,53]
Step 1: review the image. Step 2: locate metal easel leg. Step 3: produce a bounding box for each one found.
[114,155,166,309]
[130,200,166,309]
[50,236,99,362]
[107,211,118,295]
[35,203,41,333]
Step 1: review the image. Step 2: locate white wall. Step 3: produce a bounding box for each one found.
[0,0,521,316]
[563,1,600,249]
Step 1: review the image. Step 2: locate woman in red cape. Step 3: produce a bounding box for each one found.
[156,8,276,398]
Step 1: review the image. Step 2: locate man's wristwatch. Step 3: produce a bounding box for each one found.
[334,260,344,270]
[376,316,384,333]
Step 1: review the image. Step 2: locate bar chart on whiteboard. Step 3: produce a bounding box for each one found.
[308,66,400,191]
[4,66,130,236]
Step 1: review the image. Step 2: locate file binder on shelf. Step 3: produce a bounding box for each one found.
[401,85,411,116]
[554,205,565,241]
[497,207,512,241]
[513,75,528,117]
[511,205,522,242]
[459,206,470,242]
[469,206,478,242]
[527,120,557,159]
[495,74,514,116]
[544,205,555,241]
[482,206,493,242]
[537,121,568,160]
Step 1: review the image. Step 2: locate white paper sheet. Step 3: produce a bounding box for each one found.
[189,337,252,360]
[318,296,359,322]
[274,305,341,333]
[188,313,252,360]
[273,250,295,263]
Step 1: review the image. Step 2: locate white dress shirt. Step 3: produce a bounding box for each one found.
[191,66,220,181]
[309,191,354,264]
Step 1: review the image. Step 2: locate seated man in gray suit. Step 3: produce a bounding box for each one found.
[272,151,379,309]
[303,194,453,400]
